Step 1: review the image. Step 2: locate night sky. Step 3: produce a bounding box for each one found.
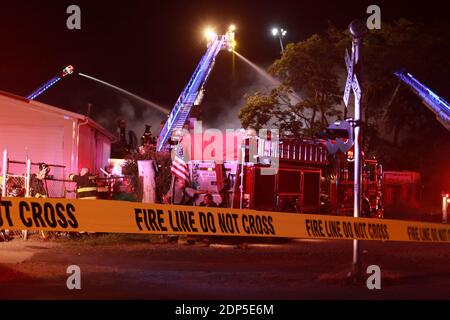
[0,0,449,136]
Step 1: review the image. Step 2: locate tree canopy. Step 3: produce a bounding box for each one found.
[239,34,342,138]
[238,19,450,194]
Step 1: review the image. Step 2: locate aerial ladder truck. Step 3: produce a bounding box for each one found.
[156,26,236,152]
[394,70,450,220]
[394,70,450,131]
[27,65,74,100]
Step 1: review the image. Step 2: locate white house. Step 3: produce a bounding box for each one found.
[0,90,115,177]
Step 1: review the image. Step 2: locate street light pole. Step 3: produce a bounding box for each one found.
[272,27,287,55]
[349,19,368,279]
[278,34,284,54]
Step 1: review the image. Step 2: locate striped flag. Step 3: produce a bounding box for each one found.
[171,155,190,182]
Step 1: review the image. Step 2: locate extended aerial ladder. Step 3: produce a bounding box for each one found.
[27,65,74,100]
[394,70,450,131]
[156,26,236,151]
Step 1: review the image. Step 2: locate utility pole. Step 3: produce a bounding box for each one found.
[348,19,368,278]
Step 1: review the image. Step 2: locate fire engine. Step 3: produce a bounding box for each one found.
[186,133,384,218]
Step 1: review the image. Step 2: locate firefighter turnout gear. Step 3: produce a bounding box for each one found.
[30,174,48,198]
[30,163,51,240]
[30,163,50,198]
[70,170,98,199]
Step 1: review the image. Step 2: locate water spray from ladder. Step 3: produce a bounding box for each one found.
[233,51,300,103]
[78,72,170,115]
[234,51,281,87]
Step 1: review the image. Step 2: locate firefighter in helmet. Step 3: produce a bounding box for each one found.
[69,168,97,199]
[30,163,51,240]
[30,163,50,198]
[141,125,156,146]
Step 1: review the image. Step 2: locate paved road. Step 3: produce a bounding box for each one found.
[0,235,449,299]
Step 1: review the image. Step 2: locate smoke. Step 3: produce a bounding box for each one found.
[206,60,280,131]
[92,56,293,140]
[95,98,167,139]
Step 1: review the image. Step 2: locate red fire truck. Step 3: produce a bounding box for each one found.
[233,138,383,217]
[187,134,384,218]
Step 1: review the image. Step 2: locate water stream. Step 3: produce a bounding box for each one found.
[78,72,169,115]
[233,51,300,103]
[234,51,281,87]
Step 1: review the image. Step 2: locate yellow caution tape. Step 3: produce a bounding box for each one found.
[1,197,449,243]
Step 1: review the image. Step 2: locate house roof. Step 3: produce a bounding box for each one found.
[0,90,116,141]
